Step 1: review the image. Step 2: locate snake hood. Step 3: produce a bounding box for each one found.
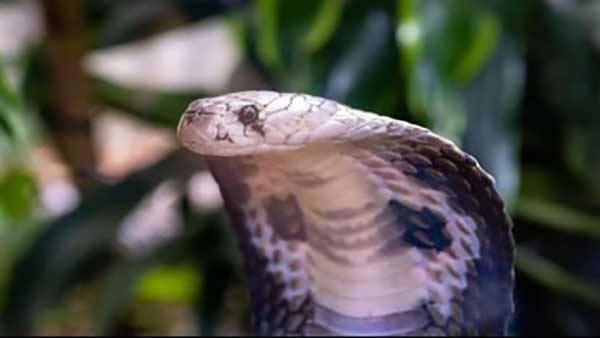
[178,90,419,156]
[178,91,515,336]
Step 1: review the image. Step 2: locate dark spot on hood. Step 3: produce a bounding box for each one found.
[264,194,307,241]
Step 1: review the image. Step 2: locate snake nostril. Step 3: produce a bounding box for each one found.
[186,107,218,117]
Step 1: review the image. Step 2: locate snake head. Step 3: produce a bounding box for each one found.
[177,91,352,156]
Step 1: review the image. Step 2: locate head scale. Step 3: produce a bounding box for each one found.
[177,91,346,156]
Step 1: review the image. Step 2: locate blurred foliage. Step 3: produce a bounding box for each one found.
[0,63,37,220]
[0,168,37,220]
[0,0,599,336]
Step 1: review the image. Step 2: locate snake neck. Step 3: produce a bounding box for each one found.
[209,145,434,336]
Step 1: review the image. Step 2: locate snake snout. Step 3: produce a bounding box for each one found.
[177,106,217,146]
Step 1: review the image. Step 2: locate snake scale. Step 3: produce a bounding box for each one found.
[177,91,515,336]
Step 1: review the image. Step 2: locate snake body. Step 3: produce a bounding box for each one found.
[177,91,515,336]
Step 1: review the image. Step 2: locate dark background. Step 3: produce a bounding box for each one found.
[0,0,599,335]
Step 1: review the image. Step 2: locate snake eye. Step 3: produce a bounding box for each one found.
[237,105,259,125]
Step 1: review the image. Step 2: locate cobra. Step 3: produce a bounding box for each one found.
[177,91,515,336]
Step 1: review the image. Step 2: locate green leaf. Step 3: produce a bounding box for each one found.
[0,55,36,165]
[451,11,500,82]
[136,264,202,303]
[564,127,600,188]
[396,0,422,78]
[516,247,600,308]
[256,0,282,72]
[323,6,399,113]
[0,62,19,112]
[0,62,20,142]
[398,0,510,152]
[0,168,38,221]
[302,0,345,54]
[399,0,474,141]
[516,197,600,238]
[429,1,500,84]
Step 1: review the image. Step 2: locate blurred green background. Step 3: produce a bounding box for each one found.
[0,0,599,335]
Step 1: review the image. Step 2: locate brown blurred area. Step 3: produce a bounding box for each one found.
[1,0,238,334]
[4,0,234,217]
